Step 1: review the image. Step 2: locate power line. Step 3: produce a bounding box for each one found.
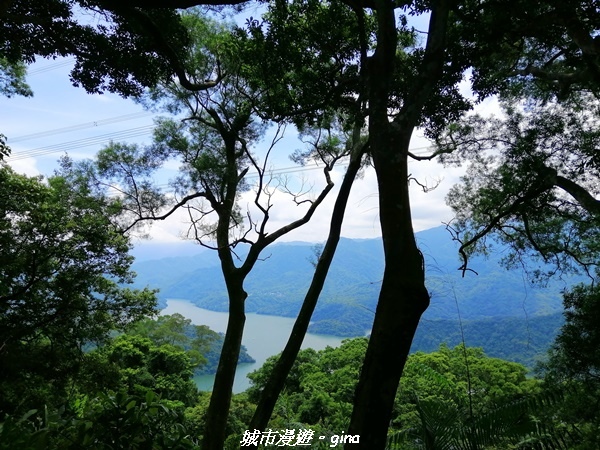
[104,163,335,197]
[8,112,154,143]
[27,58,76,76]
[8,118,435,162]
[8,125,155,160]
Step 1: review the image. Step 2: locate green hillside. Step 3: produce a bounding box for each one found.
[133,226,575,320]
[130,226,576,364]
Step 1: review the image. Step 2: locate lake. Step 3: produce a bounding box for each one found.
[161,299,345,393]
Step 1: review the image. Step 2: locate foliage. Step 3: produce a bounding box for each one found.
[0,133,9,160]
[62,391,199,449]
[0,408,51,450]
[540,283,600,449]
[390,346,578,449]
[246,339,541,445]
[395,344,538,432]
[0,56,31,97]
[458,1,600,102]
[388,388,576,450]
[235,0,371,126]
[1,0,197,97]
[198,333,255,374]
[545,283,600,382]
[129,313,220,368]
[0,391,200,450]
[79,334,200,408]
[439,99,600,280]
[0,165,157,416]
[246,339,366,433]
[184,391,256,448]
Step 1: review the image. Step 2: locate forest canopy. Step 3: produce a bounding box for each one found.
[2,0,600,449]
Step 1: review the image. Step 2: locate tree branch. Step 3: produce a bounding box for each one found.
[555,175,600,217]
[111,0,250,8]
[240,167,335,276]
[451,174,556,277]
[121,191,206,233]
[408,147,453,161]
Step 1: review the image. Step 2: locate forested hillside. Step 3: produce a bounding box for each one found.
[4,0,600,448]
[413,313,564,368]
[134,226,577,325]
[132,226,574,365]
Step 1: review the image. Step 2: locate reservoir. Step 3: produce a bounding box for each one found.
[161,299,345,393]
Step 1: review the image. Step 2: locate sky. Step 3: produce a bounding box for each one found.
[2,29,501,248]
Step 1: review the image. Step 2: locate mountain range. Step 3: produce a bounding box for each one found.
[131,226,580,366]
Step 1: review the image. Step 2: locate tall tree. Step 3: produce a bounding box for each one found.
[541,283,600,448]
[237,2,472,447]
[0,164,157,415]
[6,1,600,447]
[247,119,368,436]
[68,15,346,449]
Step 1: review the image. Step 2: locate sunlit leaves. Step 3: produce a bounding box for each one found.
[440,99,600,278]
[0,166,157,415]
[0,57,32,98]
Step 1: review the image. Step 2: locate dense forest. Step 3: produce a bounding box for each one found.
[131,227,575,326]
[3,0,600,449]
[132,227,572,368]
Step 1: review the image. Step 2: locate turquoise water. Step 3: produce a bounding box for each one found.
[161,299,344,393]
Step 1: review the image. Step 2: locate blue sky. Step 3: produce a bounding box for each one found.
[1,17,499,246]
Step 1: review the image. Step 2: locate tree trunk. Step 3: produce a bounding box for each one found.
[346,142,430,449]
[344,1,450,446]
[246,145,365,439]
[202,274,247,450]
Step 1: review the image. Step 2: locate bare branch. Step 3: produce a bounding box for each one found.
[278,174,316,206]
[183,202,219,248]
[121,191,206,233]
[408,147,453,161]
[444,221,479,276]
[408,174,442,193]
[244,126,287,240]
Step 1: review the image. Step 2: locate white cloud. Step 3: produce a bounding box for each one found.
[2,58,483,246]
[5,156,41,177]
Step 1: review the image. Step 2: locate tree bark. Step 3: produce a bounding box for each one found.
[345,0,450,447]
[246,143,365,439]
[346,143,430,449]
[202,272,247,450]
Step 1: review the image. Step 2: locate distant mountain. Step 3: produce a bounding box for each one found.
[411,313,564,368]
[130,226,581,366]
[130,240,208,262]
[131,226,578,340]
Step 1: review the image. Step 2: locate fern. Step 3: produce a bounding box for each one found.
[386,381,581,449]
